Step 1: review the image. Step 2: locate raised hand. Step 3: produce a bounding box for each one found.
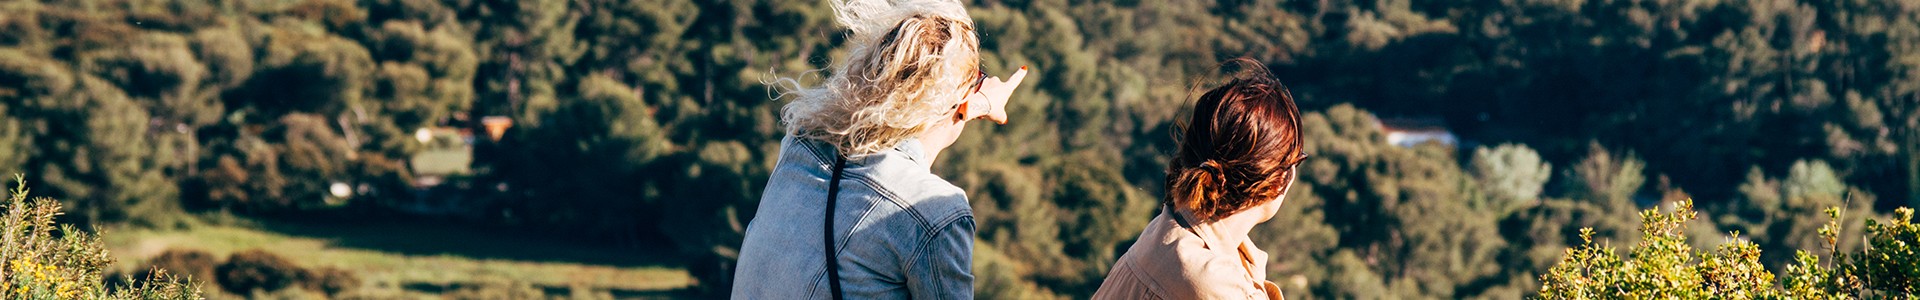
[960,66,1029,124]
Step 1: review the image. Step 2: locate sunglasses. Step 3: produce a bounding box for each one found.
[965,67,987,97]
[951,66,989,118]
[1288,112,1311,168]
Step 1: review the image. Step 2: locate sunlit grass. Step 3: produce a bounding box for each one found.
[100,216,693,297]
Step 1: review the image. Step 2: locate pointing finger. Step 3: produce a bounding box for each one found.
[1005,66,1028,85]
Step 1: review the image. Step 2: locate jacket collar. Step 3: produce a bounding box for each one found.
[797,134,930,170]
[892,137,930,168]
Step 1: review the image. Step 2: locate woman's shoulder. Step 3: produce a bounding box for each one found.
[1111,215,1260,298]
[1115,215,1208,274]
[870,171,968,220]
[779,134,970,222]
[842,144,972,223]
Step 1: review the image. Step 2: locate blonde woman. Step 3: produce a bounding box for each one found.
[732,0,1027,299]
[1094,59,1303,300]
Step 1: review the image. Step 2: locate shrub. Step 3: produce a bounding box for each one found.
[0,175,200,299]
[1539,199,1781,299]
[135,249,219,286]
[1540,198,1920,299]
[215,249,305,295]
[1784,207,1920,298]
[442,280,546,300]
[302,266,360,296]
[210,248,363,297]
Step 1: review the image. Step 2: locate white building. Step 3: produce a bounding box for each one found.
[1375,116,1457,148]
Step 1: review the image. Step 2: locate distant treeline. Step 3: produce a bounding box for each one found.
[0,0,1916,298]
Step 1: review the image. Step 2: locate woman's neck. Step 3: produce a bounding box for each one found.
[1175,207,1262,248]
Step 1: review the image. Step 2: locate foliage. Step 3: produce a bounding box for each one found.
[1721,160,1877,267]
[1,0,1919,298]
[1282,104,1510,298]
[213,248,361,297]
[301,266,359,297]
[972,244,1067,300]
[1568,143,1647,212]
[133,249,217,287]
[0,175,200,299]
[1784,207,1920,298]
[1539,199,1783,299]
[215,249,306,295]
[1848,208,1920,295]
[441,280,546,300]
[1542,198,1920,299]
[1472,143,1553,211]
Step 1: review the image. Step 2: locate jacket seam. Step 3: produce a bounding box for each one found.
[797,136,835,171]
[902,212,972,293]
[797,138,851,299]
[794,135,972,297]
[907,212,970,265]
[806,270,824,299]
[844,174,932,226]
[828,195,884,281]
[798,137,936,227]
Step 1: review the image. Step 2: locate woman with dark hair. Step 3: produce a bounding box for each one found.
[1093,59,1306,300]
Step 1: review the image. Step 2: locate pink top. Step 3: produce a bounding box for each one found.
[1093,209,1283,300]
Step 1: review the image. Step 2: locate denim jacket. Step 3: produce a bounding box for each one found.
[732,134,975,299]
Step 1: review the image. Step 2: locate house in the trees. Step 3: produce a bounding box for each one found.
[1375,116,1457,148]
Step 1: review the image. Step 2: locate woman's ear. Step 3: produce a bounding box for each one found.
[1260,170,1300,222]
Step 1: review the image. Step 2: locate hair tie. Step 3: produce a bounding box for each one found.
[1197,160,1227,184]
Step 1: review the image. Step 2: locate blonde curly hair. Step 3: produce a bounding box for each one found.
[776,0,981,156]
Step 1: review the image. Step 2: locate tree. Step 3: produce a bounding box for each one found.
[1,51,180,226]
[1567,142,1646,212]
[1294,104,1507,298]
[1250,179,1338,297]
[197,14,382,211]
[358,19,479,156]
[488,74,669,233]
[1720,160,1876,267]
[1471,143,1553,211]
[964,152,1155,297]
[1495,197,1624,298]
[456,0,578,122]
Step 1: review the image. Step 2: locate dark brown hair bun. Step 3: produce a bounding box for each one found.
[1166,58,1306,222]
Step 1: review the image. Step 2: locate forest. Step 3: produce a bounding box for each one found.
[0,0,1917,298]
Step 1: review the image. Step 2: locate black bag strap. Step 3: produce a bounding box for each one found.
[824,157,848,300]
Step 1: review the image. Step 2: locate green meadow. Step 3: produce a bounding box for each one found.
[102,216,693,299]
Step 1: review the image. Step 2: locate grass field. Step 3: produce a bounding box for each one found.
[101,215,695,299]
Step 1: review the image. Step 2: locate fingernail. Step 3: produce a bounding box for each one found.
[1020,65,1028,70]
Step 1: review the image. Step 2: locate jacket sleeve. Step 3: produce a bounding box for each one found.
[905,214,974,299]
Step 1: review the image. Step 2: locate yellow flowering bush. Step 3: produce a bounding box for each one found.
[1541,199,1919,299]
[1,175,199,299]
[1538,199,1783,299]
